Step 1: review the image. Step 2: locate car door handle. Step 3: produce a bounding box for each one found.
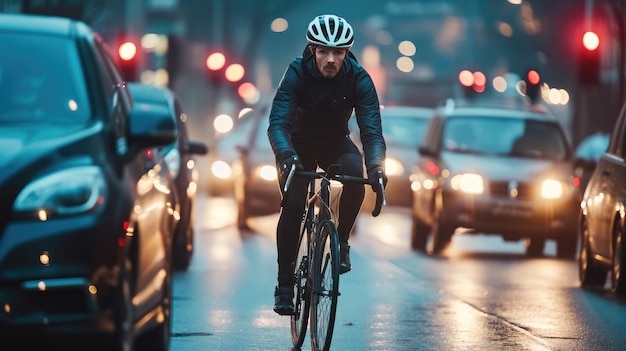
[601,169,611,177]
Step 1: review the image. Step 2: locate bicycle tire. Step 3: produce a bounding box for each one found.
[310,219,340,351]
[291,209,312,347]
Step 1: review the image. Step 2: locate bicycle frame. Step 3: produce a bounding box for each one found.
[289,165,384,351]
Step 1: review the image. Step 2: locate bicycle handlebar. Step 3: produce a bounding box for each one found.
[283,167,386,217]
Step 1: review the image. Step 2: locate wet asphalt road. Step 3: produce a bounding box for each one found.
[170,195,626,351]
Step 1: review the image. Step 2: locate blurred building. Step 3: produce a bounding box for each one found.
[3,0,626,149]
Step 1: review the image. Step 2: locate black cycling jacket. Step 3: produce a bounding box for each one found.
[267,47,386,172]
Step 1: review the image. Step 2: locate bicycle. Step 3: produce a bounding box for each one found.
[284,163,385,351]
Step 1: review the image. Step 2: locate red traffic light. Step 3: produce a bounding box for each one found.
[117,40,139,81]
[527,70,540,85]
[118,41,137,61]
[582,31,600,51]
[525,69,541,103]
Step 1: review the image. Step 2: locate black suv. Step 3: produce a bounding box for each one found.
[128,82,208,270]
[409,99,579,258]
[0,14,176,350]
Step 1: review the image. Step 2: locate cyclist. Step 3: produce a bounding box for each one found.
[267,13,387,315]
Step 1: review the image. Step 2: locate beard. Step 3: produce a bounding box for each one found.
[320,64,338,78]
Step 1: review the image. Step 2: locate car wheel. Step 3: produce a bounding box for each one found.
[524,238,545,257]
[410,215,429,251]
[611,223,626,294]
[579,218,608,288]
[112,257,135,351]
[173,203,194,271]
[427,207,453,255]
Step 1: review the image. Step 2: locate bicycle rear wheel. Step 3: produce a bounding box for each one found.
[310,220,340,351]
[291,219,311,347]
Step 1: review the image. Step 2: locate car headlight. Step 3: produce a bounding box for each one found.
[384,158,404,176]
[211,160,232,179]
[257,165,277,181]
[14,166,107,216]
[541,179,564,199]
[451,173,484,194]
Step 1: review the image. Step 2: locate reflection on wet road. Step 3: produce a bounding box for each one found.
[171,195,626,351]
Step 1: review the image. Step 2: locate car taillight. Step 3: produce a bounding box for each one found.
[426,161,440,175]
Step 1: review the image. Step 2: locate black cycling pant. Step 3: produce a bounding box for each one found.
[276,136,364,285]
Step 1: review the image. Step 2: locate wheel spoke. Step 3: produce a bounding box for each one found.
[311,221,339,351]
[291,214,311,348]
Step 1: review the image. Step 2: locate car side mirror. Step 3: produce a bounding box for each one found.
[418,144,436,157]
[127,103,177,157]
[186,140,208,155]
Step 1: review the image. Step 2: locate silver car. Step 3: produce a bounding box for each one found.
[410,99,579,258]
[579,104,626,293]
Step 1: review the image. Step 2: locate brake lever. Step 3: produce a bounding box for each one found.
[379,176,387,206]
[283,163,296,193]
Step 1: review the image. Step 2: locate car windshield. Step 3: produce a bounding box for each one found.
[443,116,567,159]
[383,116,429,147]
[0,32,90,123]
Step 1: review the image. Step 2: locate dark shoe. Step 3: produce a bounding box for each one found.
[340,243,351,274]
[273,285,294,315]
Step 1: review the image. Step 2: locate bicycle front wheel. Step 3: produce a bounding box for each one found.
[310,220,340,351]
[291,220,311,347]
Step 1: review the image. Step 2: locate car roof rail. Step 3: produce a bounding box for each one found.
[436,95,552,114]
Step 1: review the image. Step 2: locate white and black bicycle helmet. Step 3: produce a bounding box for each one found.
[306,14,354,49]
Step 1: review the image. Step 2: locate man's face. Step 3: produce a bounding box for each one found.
[310,45,348,79]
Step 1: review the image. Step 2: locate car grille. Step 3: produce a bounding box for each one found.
[489,181,534,200]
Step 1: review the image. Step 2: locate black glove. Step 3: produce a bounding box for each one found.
[277,152,303,192]
[367,167,387,193]
[368,167,387,217]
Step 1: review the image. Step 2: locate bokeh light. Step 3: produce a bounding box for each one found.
[238,82,260,104]
[271,18,288,32]
[458,70,473,87]
[118,42,137,61]
[396,57,414,73]
[214,114,234,133]
[472,71,486,87]
[225,63,245,82]
[398,40,416,56]
[492,76,507,92]
[206,52,226,71]
[582,31,600,51]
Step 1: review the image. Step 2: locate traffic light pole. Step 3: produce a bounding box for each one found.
[585,0,593,27]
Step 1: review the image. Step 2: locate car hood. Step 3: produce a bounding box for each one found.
[441,152,570,181]
[0,122,103,183]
